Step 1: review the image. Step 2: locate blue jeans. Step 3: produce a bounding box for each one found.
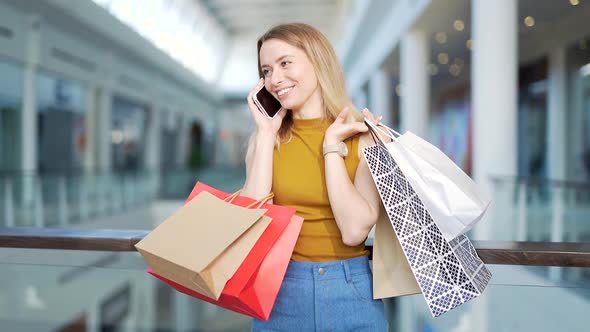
[251,256,388,331]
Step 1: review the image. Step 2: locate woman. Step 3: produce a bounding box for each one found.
[242,23,388,331]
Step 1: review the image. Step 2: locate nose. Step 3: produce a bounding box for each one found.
[270,70,284,88]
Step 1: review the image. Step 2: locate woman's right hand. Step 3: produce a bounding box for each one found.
[247,78,288,136]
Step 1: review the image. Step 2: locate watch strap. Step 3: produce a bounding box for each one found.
[323,142,346,157]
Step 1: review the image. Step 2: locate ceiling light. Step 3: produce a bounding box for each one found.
[449,64,461,77]
[437,53,449,65]
[112,130,124,144]
[466,39,473,50]
[435,32,448,44]
[524,16,535,27]
[429,64,439,76]
[570,0,580,6]
[453,20,465,31]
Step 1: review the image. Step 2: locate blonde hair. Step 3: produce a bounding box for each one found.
[255,23,362,145]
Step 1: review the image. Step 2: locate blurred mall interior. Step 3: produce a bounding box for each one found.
[0,0,589,331]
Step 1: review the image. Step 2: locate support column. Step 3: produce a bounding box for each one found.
[97,54,115,175]
[21,15,41,226]
[471,1,518,332]
[95,56,114,216]
[80,84,98,220]
[21,16,41,204]
[400,29,430,137]
[547,48,567,181]
[176,114,189,169]
[84,85,98,173]
[472,0,518,239]
[547,47,568,280]
[369,68,393,126]
[145,104,161,173]
[145,102,161,198]
[96,85,112,174]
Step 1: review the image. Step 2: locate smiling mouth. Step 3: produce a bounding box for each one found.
[276,87,294,99]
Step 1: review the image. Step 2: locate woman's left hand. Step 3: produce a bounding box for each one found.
[324,107,382,145]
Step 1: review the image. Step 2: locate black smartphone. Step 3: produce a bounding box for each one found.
[252,85,282,119]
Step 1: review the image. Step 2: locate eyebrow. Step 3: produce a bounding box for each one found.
[260,55,294,68]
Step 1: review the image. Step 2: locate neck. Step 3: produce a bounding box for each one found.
[292,87,323,119]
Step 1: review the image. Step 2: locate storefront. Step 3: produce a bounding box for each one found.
[36,71,86,173]
[0,60,23,172]
[518,59,548,179]
[111,95,148,172]
[430,84,472,175]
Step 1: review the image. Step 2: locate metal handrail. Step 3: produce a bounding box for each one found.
[0,169,155,177]
[0,227,589,268]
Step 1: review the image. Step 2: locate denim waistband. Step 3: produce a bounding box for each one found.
[284,256,371,282]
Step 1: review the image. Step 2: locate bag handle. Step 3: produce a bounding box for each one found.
[224,190,274,208]
[223,190,241,203]
[377,122,402,138]
[365,118,391,145]
[364,118,402,144]
[245,192,274,209]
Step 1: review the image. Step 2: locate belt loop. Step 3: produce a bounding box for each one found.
[342,260,351,283]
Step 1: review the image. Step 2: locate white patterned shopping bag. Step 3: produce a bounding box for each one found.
[366,122,491,241]
[362,123,492,317]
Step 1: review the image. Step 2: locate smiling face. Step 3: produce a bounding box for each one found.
[259,38,322,117]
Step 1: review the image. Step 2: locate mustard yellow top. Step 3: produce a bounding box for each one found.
[272,117,369,262]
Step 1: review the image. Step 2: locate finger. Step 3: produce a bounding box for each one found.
[247,78,264,101]
[335,107,349,124]
[275,107,288,120]
[361,108,374,122]
[247,79,265,116]
[354,122,369,132]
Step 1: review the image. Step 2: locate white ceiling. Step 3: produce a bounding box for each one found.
[381,0,590,91]
[200,0,351,43]
[204,0,354,96]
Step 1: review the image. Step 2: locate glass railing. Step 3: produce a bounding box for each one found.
[491,176,590,242]
[0,250,252,332]
[0,166,248,231]
[159,166,246,200]
[5,257,588,331]
[392,265,590,332]
[0,228,588,331]
[0,228,590,332]
[0,171,158,228]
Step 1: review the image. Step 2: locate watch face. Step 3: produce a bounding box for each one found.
[339,142,348,157]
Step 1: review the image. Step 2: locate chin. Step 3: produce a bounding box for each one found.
[280,100,298,111]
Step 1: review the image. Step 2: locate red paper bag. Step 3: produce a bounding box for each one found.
[148,182,303,320]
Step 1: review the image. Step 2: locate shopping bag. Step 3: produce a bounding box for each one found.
[363,122,492,317]
[148,182,304,320]
[236,214,302,320]
[151,214,304,321]
[135,189,272,300]
[367,122,491,240]
[372,207,421,299]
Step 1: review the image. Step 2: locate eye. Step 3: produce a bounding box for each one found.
[281,61,291,67]
[262,68,271,76]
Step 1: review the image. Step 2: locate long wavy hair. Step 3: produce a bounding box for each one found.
[255,23,362,144]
